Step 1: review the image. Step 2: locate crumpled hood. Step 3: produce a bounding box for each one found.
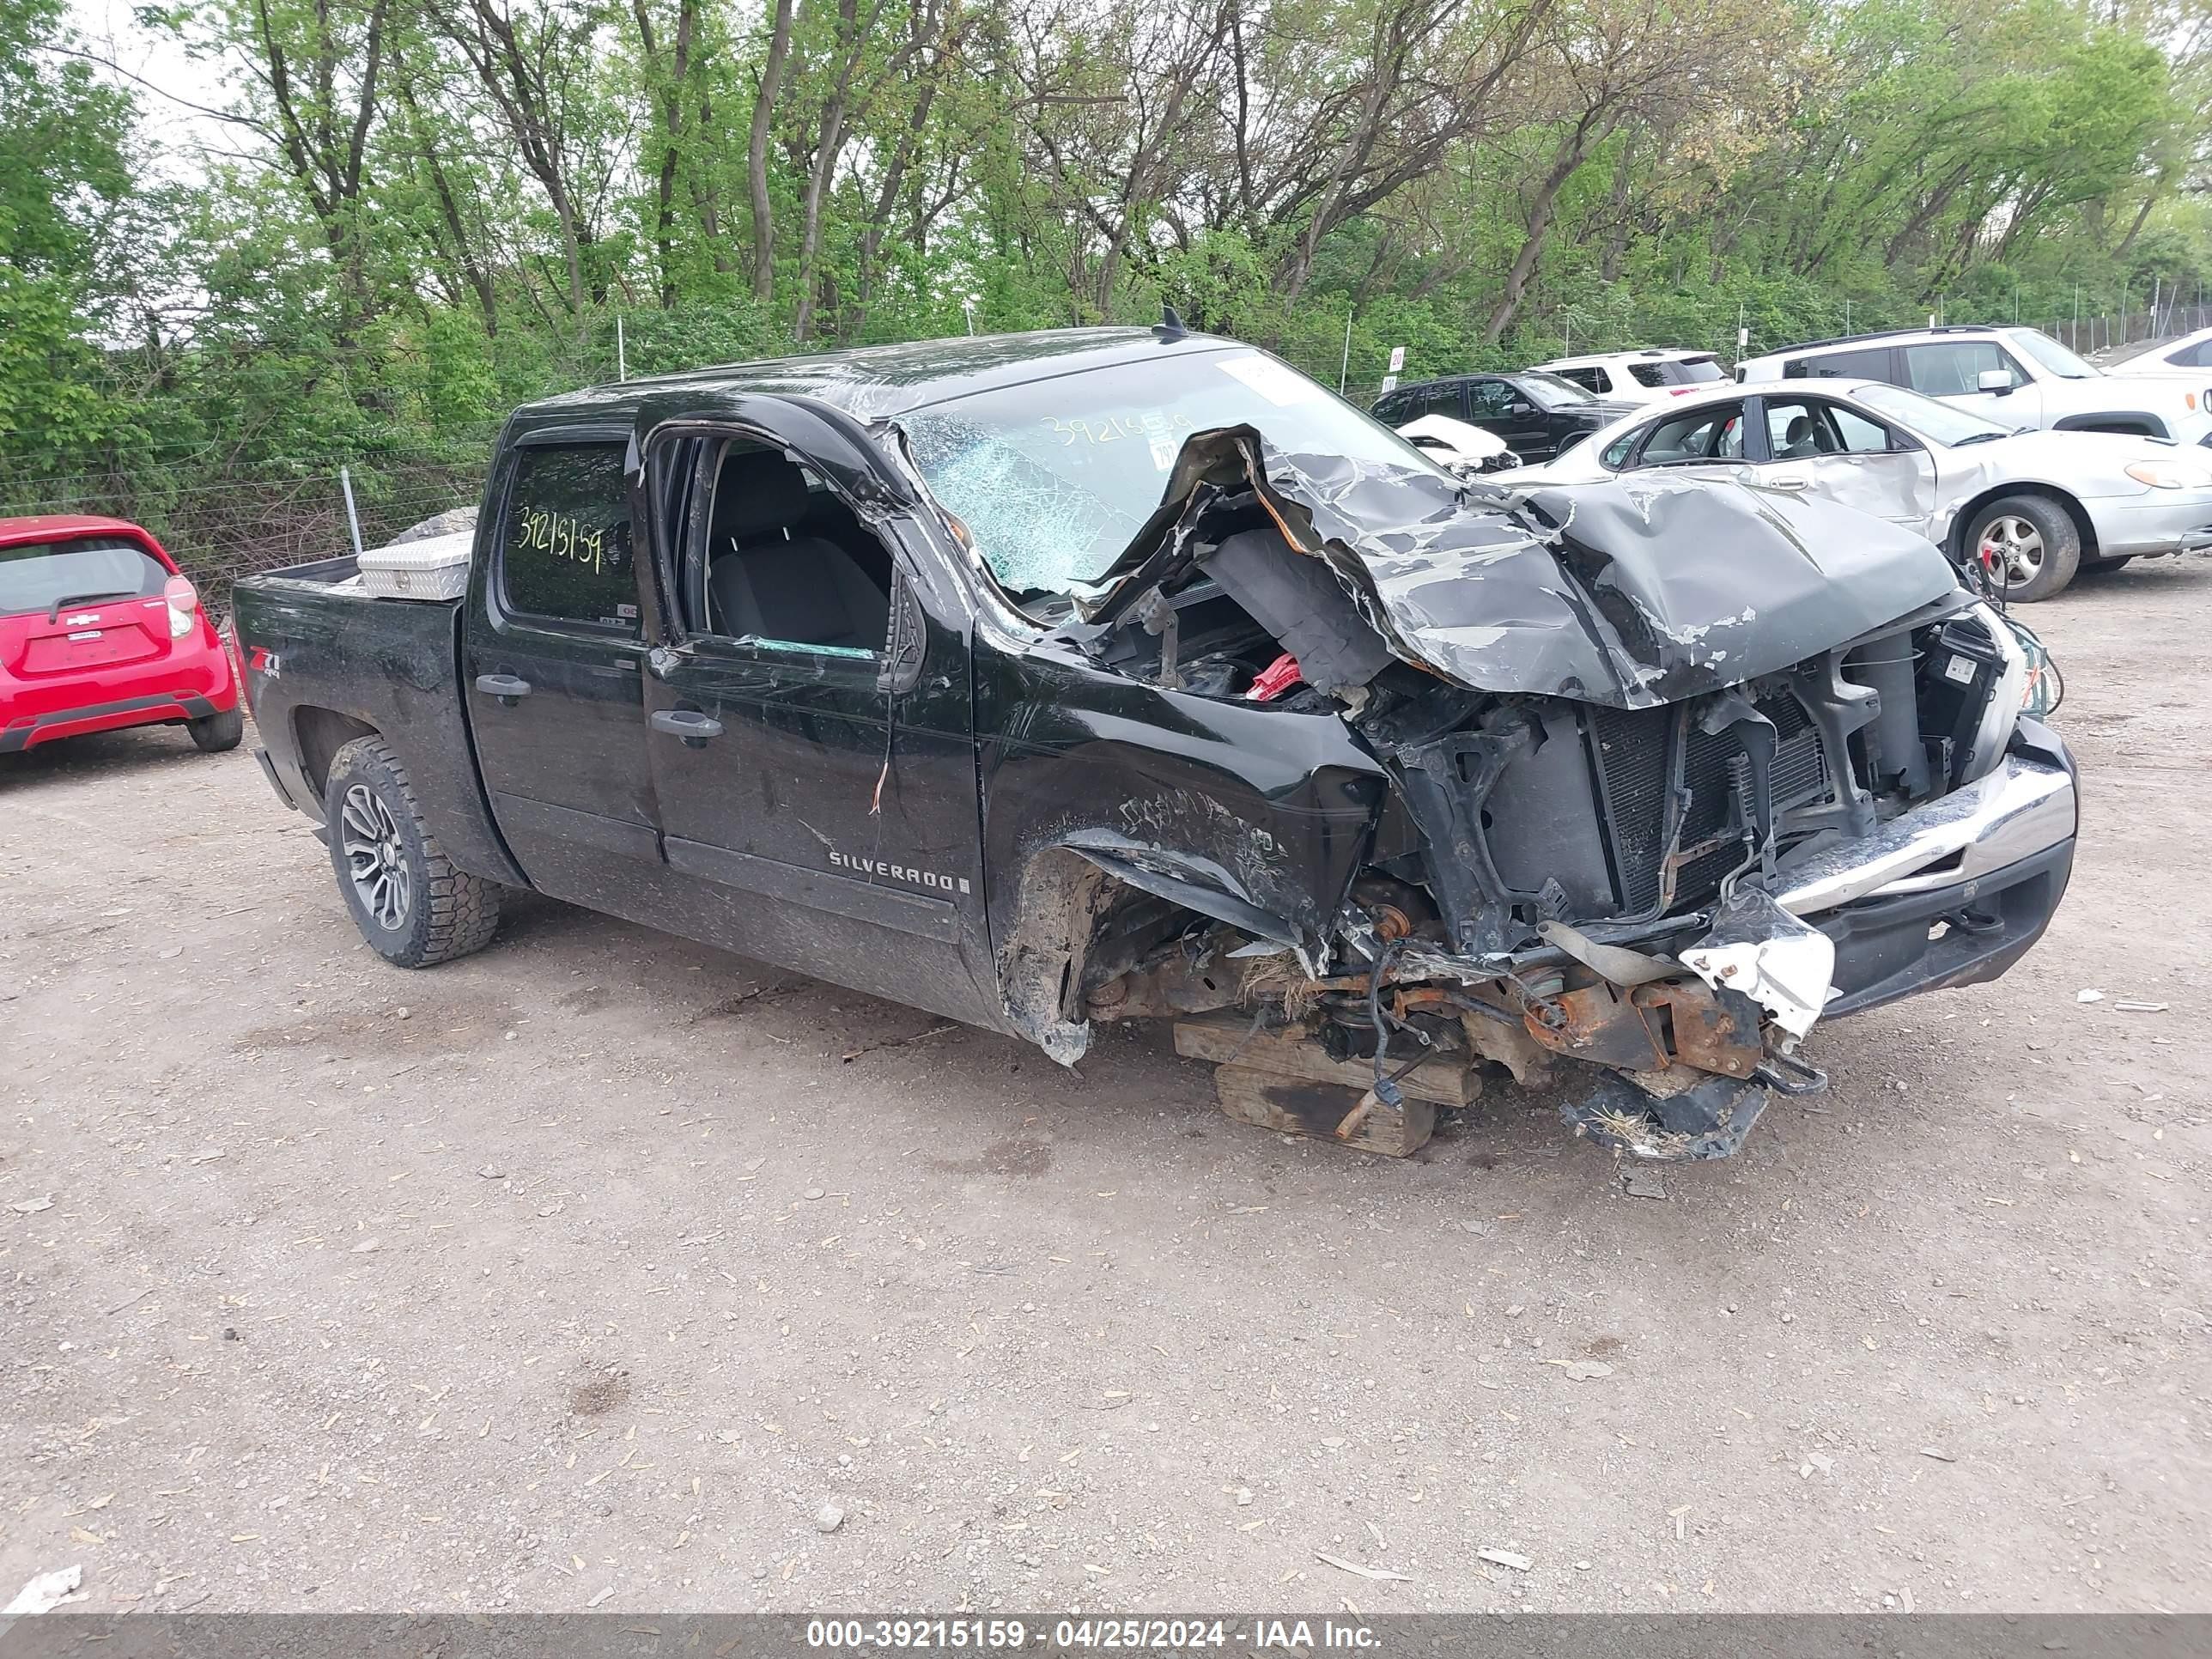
[1078,427,1966,708]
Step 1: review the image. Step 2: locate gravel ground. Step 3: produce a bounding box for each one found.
[3,561,2209,1618]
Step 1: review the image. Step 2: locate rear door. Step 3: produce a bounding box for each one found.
[461,427,665,906]
[1617,399,1751,481]
[1374,380,1469,428]
[1783,345,1899,386]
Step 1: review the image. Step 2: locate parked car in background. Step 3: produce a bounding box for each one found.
[1371,370,1633,461]
[2097,326,2212,384]
[1525,348,1729,403]
[2,514,242,755]
[1392,413,1516,476]
[1494,379,2212,600]
[1735,325,2212,446]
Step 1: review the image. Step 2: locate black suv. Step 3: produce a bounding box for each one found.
[1372,371,1637,460]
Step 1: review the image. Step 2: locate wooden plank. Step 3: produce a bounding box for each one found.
[1173,1013,1480,1107]
[1213,1066,1436,1158]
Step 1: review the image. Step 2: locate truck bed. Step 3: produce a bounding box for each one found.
[232,556,527,888]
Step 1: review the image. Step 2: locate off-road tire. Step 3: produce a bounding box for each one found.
[187,705,245,752]
[324,736,501,968]
[1966,494,2081,603]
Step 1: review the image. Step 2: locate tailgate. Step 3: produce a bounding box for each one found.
[3,596,173,677]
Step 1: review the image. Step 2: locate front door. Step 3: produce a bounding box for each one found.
[1468,378,1556,459]
[1750,395,1939,530]
[462,428,663,906]
[639,424,1000,1028]
[1901,340,2043,428]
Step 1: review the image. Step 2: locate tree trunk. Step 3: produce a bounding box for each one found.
[749,0,798,303]
[2113,171,2165,261]
[1483,117,1602,345]
[633,0,699,307]
[1598,134,1638,286]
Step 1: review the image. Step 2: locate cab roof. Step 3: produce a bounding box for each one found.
[511,326,1245,429]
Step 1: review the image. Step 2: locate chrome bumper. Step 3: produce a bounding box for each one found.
[1775,753,2076,919]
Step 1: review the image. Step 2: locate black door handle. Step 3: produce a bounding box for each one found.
[651,708,724,748]
[475,673,532,707]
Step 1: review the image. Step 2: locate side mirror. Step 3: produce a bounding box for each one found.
[1510,401,1537,418]
[1977,368,2015,396]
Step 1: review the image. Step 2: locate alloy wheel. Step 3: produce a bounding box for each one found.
[339,784,412,930]
[1978,514,2045,584]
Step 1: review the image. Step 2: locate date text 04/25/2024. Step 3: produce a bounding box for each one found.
[803,1618,1381,1650]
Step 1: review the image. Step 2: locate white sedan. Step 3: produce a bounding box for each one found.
[1495,379,2212,600]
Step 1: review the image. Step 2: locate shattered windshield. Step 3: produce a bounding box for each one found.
[896,349,1437,596]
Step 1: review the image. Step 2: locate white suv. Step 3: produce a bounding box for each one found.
[1527,348,1729,404]
[1735,325,2212,445]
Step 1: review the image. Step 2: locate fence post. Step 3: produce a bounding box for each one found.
[340,466,365,561]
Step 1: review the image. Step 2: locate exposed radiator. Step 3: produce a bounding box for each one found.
[1588,692,1829,915]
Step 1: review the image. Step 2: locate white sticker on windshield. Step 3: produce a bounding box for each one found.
[1149,436,1177,471]
[1217,354,1323,408]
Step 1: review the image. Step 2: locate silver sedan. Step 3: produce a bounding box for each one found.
[1497,379,2212,599]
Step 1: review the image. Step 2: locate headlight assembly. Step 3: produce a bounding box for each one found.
[2124,459,2212,489]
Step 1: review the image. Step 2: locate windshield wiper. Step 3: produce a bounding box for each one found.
[1950,432,2009,447]
[46,590,135,623]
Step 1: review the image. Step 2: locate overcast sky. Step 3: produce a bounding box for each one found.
[65,0,236,180]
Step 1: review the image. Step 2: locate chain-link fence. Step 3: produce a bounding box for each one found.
[0,453,483,616]
[2049,303,2212,359]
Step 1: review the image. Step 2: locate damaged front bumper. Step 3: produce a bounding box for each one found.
[1786,734,2076,1015]
[1558,732,2076,1159]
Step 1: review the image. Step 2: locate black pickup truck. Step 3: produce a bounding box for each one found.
[234,325,2078,1162]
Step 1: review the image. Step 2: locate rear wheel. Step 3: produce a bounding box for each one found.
[1967,495,2081,603]
[324,736,501,968]
[187,706,244,752]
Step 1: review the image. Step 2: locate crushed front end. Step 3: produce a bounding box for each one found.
[1053,429,2076,1160]
[1346,604,2075,1158]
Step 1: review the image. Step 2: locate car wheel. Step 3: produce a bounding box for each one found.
[324,736,501,968]
[2075,556,2134,579]
[1967,495,2081,602]
[187,706,244,752]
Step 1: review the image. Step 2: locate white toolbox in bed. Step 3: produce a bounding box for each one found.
[356,529,474,600]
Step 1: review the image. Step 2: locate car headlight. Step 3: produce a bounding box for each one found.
[1963,601,2027,784]
[2124,459,2212,489]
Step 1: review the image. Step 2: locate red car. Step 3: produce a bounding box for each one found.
[1,514,242,756]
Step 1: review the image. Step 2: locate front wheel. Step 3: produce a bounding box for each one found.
[1967,495,2081,602]
[324,736,501,968]
[188,705,244,752]
[2075,556,2134,580]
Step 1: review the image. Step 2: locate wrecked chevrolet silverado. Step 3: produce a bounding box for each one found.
[233,326,2077,1162]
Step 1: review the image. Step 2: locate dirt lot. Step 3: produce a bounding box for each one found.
[3,562,2209,1618]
